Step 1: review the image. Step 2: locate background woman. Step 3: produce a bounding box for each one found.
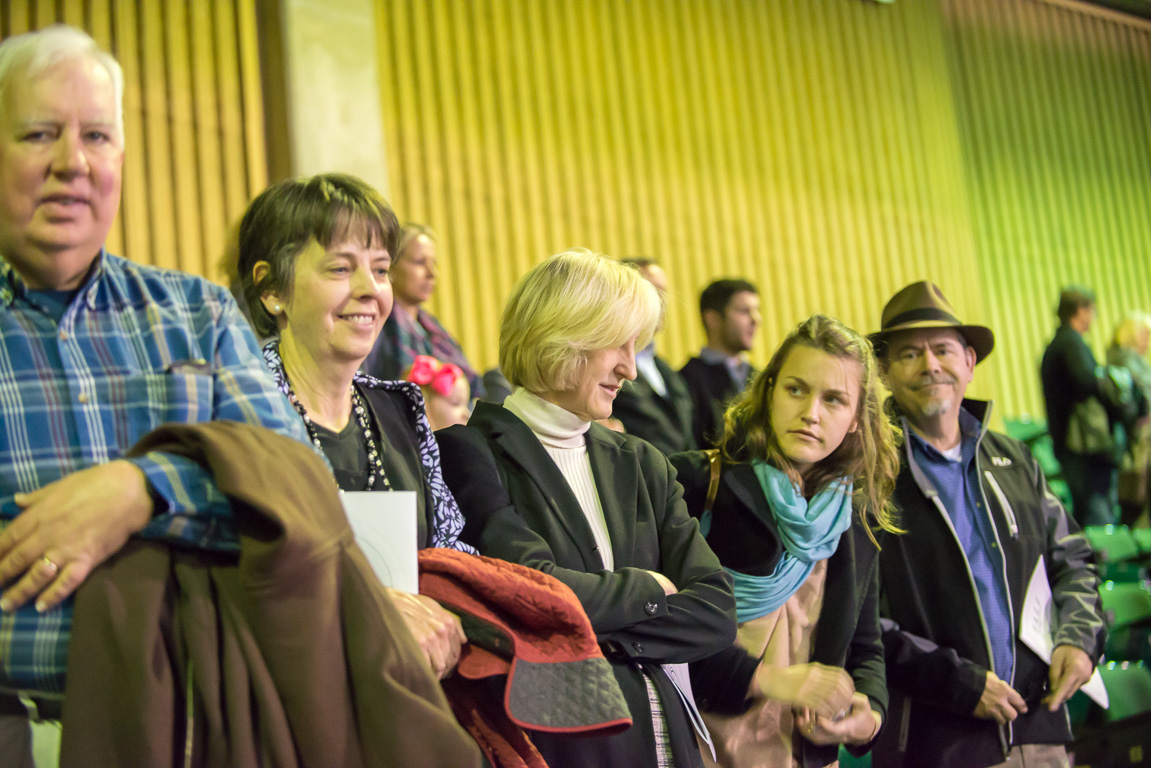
[362,224,485,397]
[235,173,471,679]
[1108,311,1151,526]
[437,250,736,768]
[672,314,901,768]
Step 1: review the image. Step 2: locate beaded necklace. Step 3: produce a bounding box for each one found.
[286,380,391,491]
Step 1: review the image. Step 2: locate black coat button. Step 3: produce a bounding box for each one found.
[644,601,658,615]
[633,642,645,654]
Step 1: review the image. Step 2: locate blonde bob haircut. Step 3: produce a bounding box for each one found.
[500,250,663,394]
[1111,311,1151,351]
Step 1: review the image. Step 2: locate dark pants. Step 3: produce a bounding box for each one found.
[1057,450,1117,527]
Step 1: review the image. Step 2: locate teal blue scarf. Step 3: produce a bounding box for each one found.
[727,461,853,623]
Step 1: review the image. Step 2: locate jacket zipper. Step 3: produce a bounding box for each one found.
[974,440,1017,757]
[983,471,1019,537]
[929,486,1013,758]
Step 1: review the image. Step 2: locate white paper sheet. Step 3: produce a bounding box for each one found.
[1019,555,1109,707]
[341,491,419,594]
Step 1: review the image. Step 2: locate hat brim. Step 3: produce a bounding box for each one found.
[869,321,995,364]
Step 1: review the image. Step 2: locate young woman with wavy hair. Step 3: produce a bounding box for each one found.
[673,314,901,768]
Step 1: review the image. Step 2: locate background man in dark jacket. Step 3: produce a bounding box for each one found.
[613,258,697,455]
[680,278,760,448]
[869,281,1105,768]
[1040,285,1119,527]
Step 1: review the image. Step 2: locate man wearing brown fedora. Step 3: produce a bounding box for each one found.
[868,281,1104,768]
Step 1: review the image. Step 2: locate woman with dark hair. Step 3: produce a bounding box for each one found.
[437,250,736,768]
[672,314,901,768]
[233,173,471,679]
[362,224,485,397]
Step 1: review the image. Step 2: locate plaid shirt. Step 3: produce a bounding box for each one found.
[0,252,308,692]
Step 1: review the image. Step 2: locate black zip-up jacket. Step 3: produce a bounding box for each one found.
[872,399,1105,768]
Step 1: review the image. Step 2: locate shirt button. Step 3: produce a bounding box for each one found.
[644,601,658,615]
[77,393,89,404]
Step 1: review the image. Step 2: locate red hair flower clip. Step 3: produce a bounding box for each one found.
[405,355,463,397]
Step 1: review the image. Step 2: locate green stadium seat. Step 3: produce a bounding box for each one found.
[1101,581,1151,663]
[838,745,871,768]
[1070,662,1151,765]
[1086,526,1142,564]
[1004,415,1048,445]
[1134,528,1151,557]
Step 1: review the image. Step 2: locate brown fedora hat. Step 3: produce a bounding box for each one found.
[869,281,995,363]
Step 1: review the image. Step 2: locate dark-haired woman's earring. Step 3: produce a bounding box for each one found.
[272,304,282,314]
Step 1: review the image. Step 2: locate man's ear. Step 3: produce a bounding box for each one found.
[877,355,892,384]
[963,345,978,376]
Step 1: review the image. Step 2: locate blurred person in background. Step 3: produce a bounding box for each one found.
[1041,285,1126,527]
[1108,311,1151,526]
[362,223,485,398]
[613,257,698,456]
[681,279,761,449]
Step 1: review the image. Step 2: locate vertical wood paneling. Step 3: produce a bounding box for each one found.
[943,0,1151,418]
[0,0,267,284]
[374,0,1149,423]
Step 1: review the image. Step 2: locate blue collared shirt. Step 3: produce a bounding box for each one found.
[0,251,308,692]
[907,410,1015,681]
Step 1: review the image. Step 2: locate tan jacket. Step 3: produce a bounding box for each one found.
[61,420,480,768]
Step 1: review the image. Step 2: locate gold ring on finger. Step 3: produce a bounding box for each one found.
[41,557,58,575]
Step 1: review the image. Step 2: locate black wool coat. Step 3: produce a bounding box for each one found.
[437,401,737,768]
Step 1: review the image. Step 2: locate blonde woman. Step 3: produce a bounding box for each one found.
[437,250,736,768]
[1108,311,1151,525]
[672,315,901,768]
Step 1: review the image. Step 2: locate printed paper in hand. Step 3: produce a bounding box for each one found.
[1019,555,1108,707]
[341,491,419,594]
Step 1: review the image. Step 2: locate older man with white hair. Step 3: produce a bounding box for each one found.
[0,25,308,765]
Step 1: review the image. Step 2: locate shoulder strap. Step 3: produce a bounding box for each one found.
[704,448,722,511]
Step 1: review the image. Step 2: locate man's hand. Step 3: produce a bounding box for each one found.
[1043,644,1093,711]
[795,692,882,746]
[385,589,466,679]
[753,662,855,719]
[0,461,153,613]
[973,670,1027,724]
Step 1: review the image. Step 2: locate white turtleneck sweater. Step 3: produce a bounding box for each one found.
[504,387,614,571]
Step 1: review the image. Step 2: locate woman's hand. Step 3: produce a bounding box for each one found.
[752,662,854,719]
[646,570,678,596]
[794,692,881,746]
[384,588,466,679]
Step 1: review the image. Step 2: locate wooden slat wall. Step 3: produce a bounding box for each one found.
[943,0,1151,418]
[375,0,1151,422]
[375,0,989,397]
[0,0,266,281]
